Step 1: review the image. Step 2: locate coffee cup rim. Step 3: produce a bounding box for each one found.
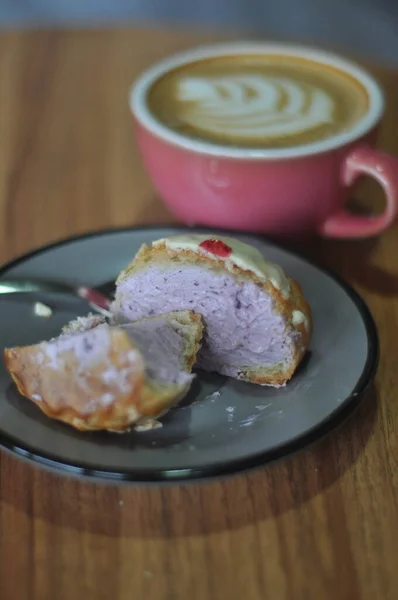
[130,41,384,160]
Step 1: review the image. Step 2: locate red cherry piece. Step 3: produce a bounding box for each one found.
[199,239,232,257]
[77,287,111,310]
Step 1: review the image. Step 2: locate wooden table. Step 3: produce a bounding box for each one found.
[0,26,397,600]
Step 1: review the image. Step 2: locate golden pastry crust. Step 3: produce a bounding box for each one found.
[116,241,312,386]
[4,311,203,432]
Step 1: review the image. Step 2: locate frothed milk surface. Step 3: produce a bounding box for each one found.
[147,54,369,149]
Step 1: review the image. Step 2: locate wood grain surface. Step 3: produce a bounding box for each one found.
[0,26,397,600]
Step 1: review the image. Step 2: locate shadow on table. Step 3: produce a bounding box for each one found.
[0,384,378,538]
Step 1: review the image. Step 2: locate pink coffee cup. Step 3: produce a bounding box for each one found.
[130,43,398,238]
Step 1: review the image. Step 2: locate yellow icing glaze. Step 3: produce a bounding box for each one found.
[292,310,308,329]
[154,234,291,297]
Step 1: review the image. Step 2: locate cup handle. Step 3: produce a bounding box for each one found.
[319,145,398,238]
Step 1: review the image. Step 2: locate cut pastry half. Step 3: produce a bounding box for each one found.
[4,310,203,432]
[112,234,312,386]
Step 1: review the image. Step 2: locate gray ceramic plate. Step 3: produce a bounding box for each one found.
[0,227,378,482]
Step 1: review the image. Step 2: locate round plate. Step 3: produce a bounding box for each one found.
[0,227,378,482]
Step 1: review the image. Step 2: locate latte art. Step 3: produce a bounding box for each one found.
[147,54,369,149]
[177,75,334,140]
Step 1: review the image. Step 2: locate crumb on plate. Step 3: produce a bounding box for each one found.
[33,302,53,318]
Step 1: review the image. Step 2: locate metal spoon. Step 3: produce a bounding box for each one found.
[0,279,112,318]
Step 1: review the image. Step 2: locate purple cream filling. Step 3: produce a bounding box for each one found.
[113,266,294,377]
[122,317,192,386]
[44,324,111,368]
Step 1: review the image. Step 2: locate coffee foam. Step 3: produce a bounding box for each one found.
[177,74,335,141]
[146,53,370,149]
[131,43,383,158]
